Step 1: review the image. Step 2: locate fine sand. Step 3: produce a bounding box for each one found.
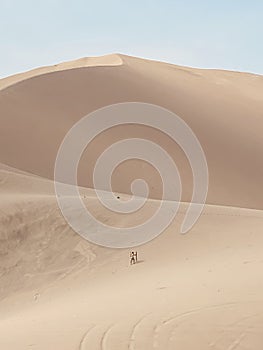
[0,54,263,209]
[0,55,263,349]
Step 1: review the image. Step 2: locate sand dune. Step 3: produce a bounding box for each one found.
[0,169,263,349]
[0,54,123,90]
[0,55,263,349]
[0,54,263,209]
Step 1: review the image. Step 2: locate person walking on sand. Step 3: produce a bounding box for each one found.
[130,251,138,265]
[130,251,136,265]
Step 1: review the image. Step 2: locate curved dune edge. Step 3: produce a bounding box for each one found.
[0,53,124,90]
[0,169,263,349]
[1,53,261,92]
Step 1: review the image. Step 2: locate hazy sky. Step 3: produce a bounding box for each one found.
[0,0,262,77]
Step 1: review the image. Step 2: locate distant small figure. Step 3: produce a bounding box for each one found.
[130,251,136,265]
[130,251,138,265]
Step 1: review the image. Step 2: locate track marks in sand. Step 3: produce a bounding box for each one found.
[79,325,95,350]
[128,313,152,350]
[79,324,117,350]
[227,332,247,350]
[78,303,263,350]
[78,314,153,350]
[101,325,115,350]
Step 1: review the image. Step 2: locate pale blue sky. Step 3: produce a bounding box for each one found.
[0,0,262,78]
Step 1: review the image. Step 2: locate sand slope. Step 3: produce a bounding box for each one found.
[1,56,263,349]
[0,169,263,349]
[0,54,263,209]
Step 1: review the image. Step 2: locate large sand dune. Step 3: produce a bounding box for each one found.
[0,54,263,209]
[0,55,263,349]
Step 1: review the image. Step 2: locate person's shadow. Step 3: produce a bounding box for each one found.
[135,260,144,264]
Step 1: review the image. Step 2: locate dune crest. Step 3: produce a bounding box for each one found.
[0,53,123,90]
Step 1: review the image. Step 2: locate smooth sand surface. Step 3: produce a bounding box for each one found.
[0,169,263,349]
[0,54,263,209]
[0,55,263,349]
